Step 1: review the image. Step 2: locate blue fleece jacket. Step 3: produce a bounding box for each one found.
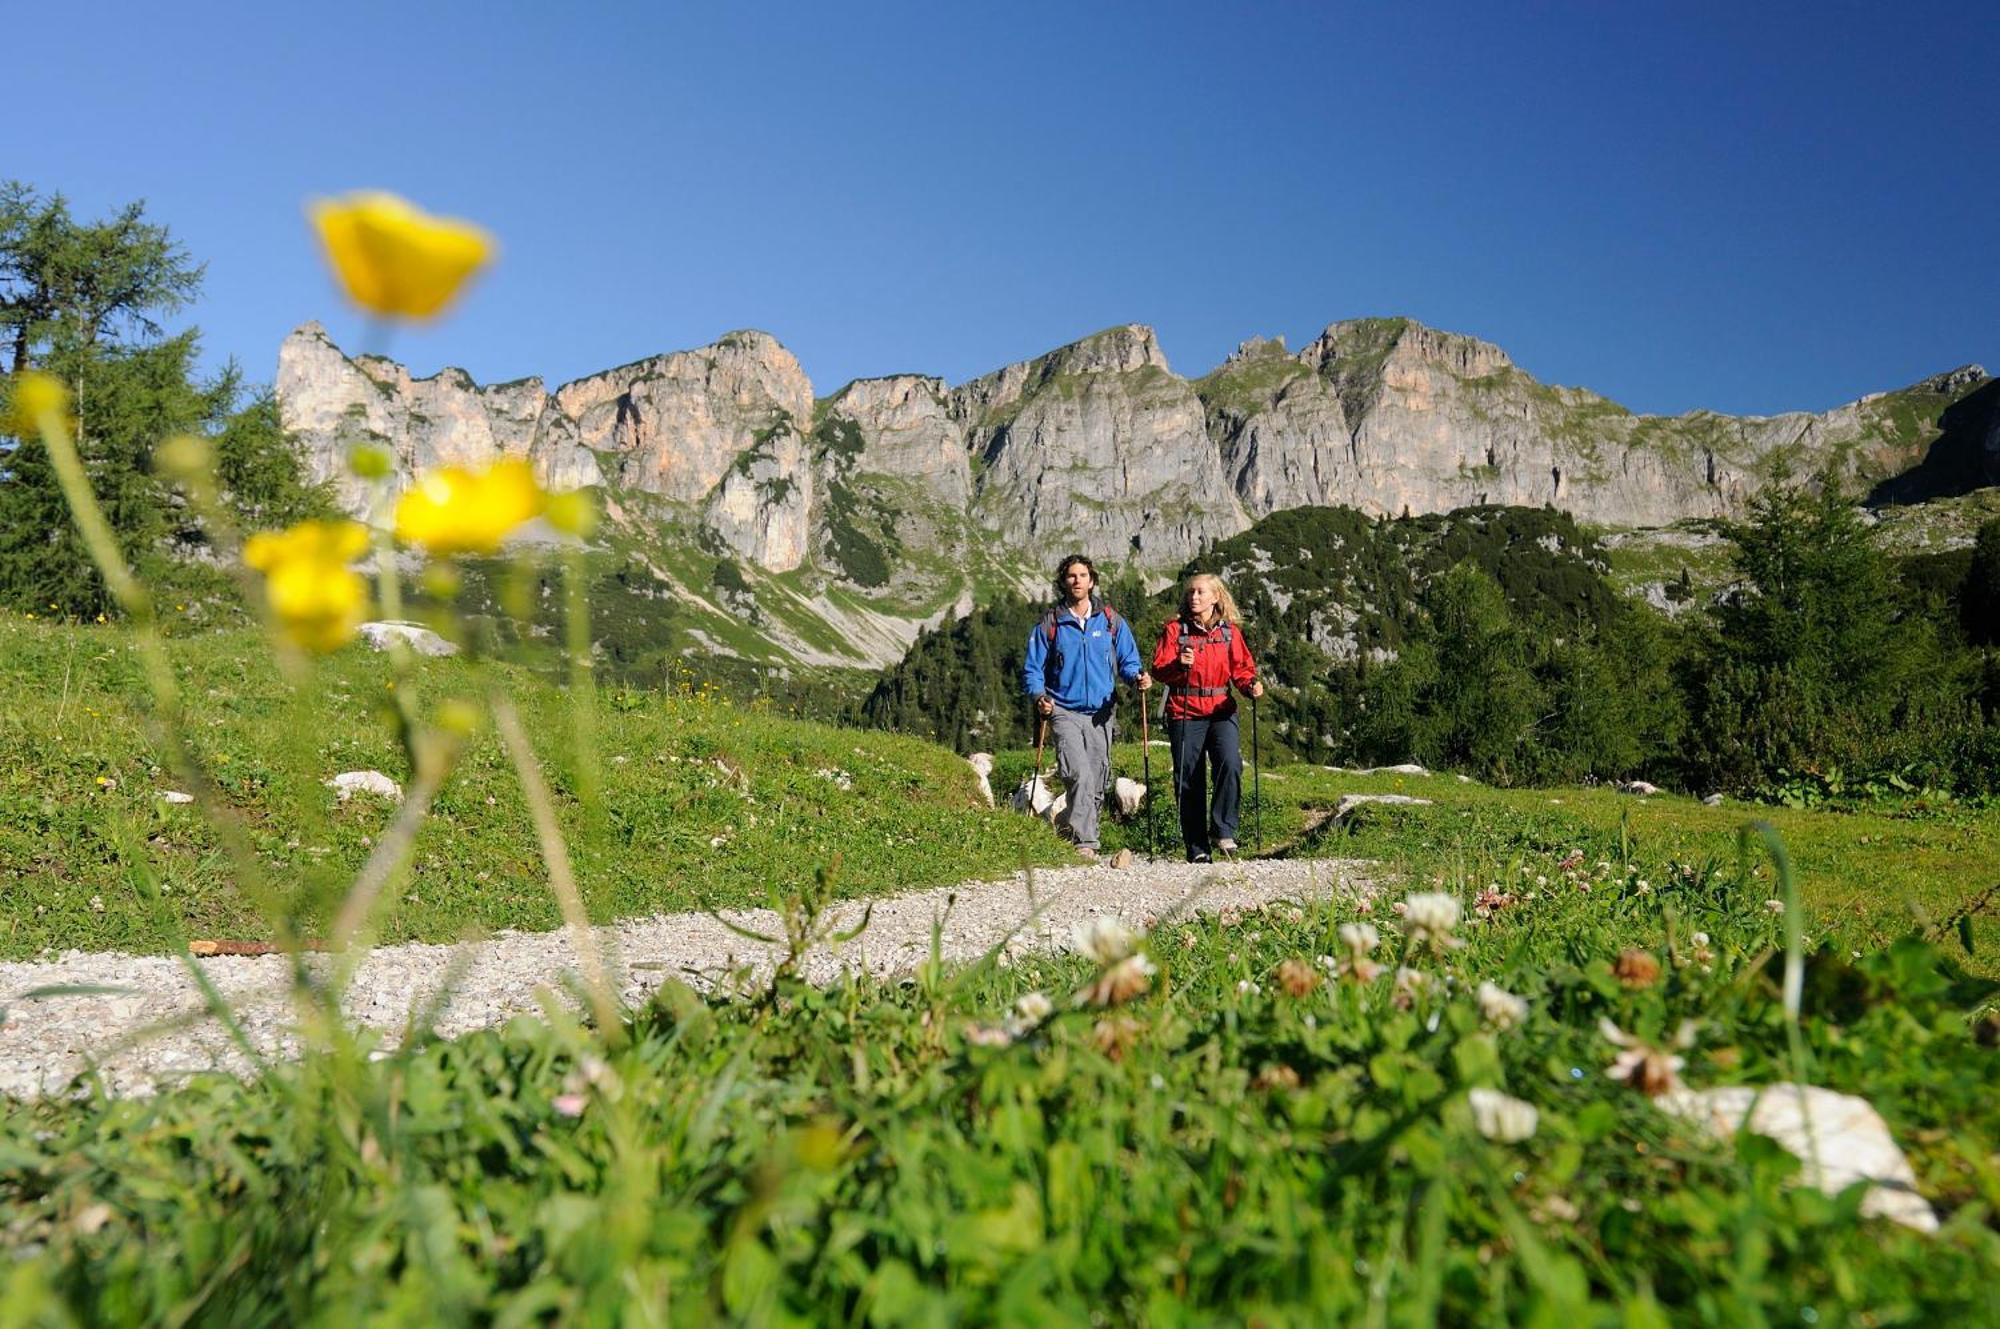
[1022,600,1143,712]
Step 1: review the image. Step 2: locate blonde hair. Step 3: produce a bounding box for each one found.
[1181,573,1241,627]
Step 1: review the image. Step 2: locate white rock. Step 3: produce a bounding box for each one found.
[356,620,458,657]
[161,790,195,805]
[1702,792,1725,807]
[1008,775,1068,825]
[327,770,404,803]
[1358,763,1430,776]
[1661,1083,1937,1232]
[966,753,995,807]
[1620,780,1662,796]
[1333,793,1433,819]
[1112,777,1147,816]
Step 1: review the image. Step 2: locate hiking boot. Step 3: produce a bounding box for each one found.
[1188,851,1212,864]
[1076,846,1099,862]
[1217,838,1238,857]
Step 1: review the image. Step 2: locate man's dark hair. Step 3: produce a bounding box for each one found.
[1052,554,1097,600]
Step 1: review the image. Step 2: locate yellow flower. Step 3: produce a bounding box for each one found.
[3,371,70,436]
[394,458,545,555]
[308,192,494,320]
[243,519,371,653]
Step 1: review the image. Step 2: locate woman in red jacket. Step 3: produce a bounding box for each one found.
[1151,572,1265,862]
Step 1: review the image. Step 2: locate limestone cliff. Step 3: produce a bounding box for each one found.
[276,316,1996,589]
[953,326,1249,567]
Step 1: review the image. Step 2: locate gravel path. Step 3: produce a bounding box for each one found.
[0,856,1376,1099]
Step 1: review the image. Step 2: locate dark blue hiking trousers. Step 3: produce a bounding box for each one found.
[1167,712,1241,860]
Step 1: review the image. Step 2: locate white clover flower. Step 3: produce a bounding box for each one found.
[1073,915,1140,965]
[1337,922,1381,957]
[1076,953,1156,1008]
[1600,1018,1697,1097]
[1476,981,1528,1032]
[1236,979,1261,996]
[1468,1088,1539,1143]
[1763,898,1785,915]
[1399,892,1463,951]
[1014,991,1054,1024]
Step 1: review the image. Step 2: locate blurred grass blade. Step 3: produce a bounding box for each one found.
[17,983,138,1001]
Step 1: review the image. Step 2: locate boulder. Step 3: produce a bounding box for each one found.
[327,770,404,803]
[966,753,995,807]
[1620,780,1662,796]
[1660,1083,1937,1232]
[1112,777,1147,816]
[1702,792,1725,807]
[1009,775,1066,825]
[357,620,458,657]
[1333,793,1432,819]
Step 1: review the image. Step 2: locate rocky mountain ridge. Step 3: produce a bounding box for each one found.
[274,316,1998,665]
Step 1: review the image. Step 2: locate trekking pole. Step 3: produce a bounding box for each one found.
[1251,682,1262,853]
[1162,686,1183,858]
[1140,691,1154,859]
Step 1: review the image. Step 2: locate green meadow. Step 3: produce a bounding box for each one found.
[4,614,1998,1323]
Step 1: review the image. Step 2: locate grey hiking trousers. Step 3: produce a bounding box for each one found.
[1050,700,1115,849]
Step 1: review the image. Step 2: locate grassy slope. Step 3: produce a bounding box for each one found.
[0,619,1065,959]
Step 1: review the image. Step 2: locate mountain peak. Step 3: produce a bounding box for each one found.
[1305,317,1513,378]
[1040,324,1168,378]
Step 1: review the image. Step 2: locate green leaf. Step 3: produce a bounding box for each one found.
[723,1236,780,1318]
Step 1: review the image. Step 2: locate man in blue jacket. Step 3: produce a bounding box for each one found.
[1022,554,1151,860]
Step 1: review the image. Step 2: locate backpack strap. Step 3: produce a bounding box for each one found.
[1041,600,1123,690]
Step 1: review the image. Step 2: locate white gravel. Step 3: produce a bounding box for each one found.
[0,856,1376,1099]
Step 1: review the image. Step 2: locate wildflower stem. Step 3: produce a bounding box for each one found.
[562,543,601,818]
[28,397,289,931]
[327,734,461,961]
[491,691,621,1039]
[1741,820,1820,1177]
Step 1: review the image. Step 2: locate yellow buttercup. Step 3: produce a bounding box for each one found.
[243,519,371,653]
[394,458,546,556]
[309,192,494,320]
[3,370,72,437]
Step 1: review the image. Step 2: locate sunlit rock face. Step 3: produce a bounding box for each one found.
[821,375,971,509]
[275,322,598,514]
[277,317,1993,576]
[952,325,1249,568]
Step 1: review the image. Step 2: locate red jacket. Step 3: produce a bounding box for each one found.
[1151,616,1258,720]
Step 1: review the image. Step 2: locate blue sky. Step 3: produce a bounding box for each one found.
[12,1,1996,415]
